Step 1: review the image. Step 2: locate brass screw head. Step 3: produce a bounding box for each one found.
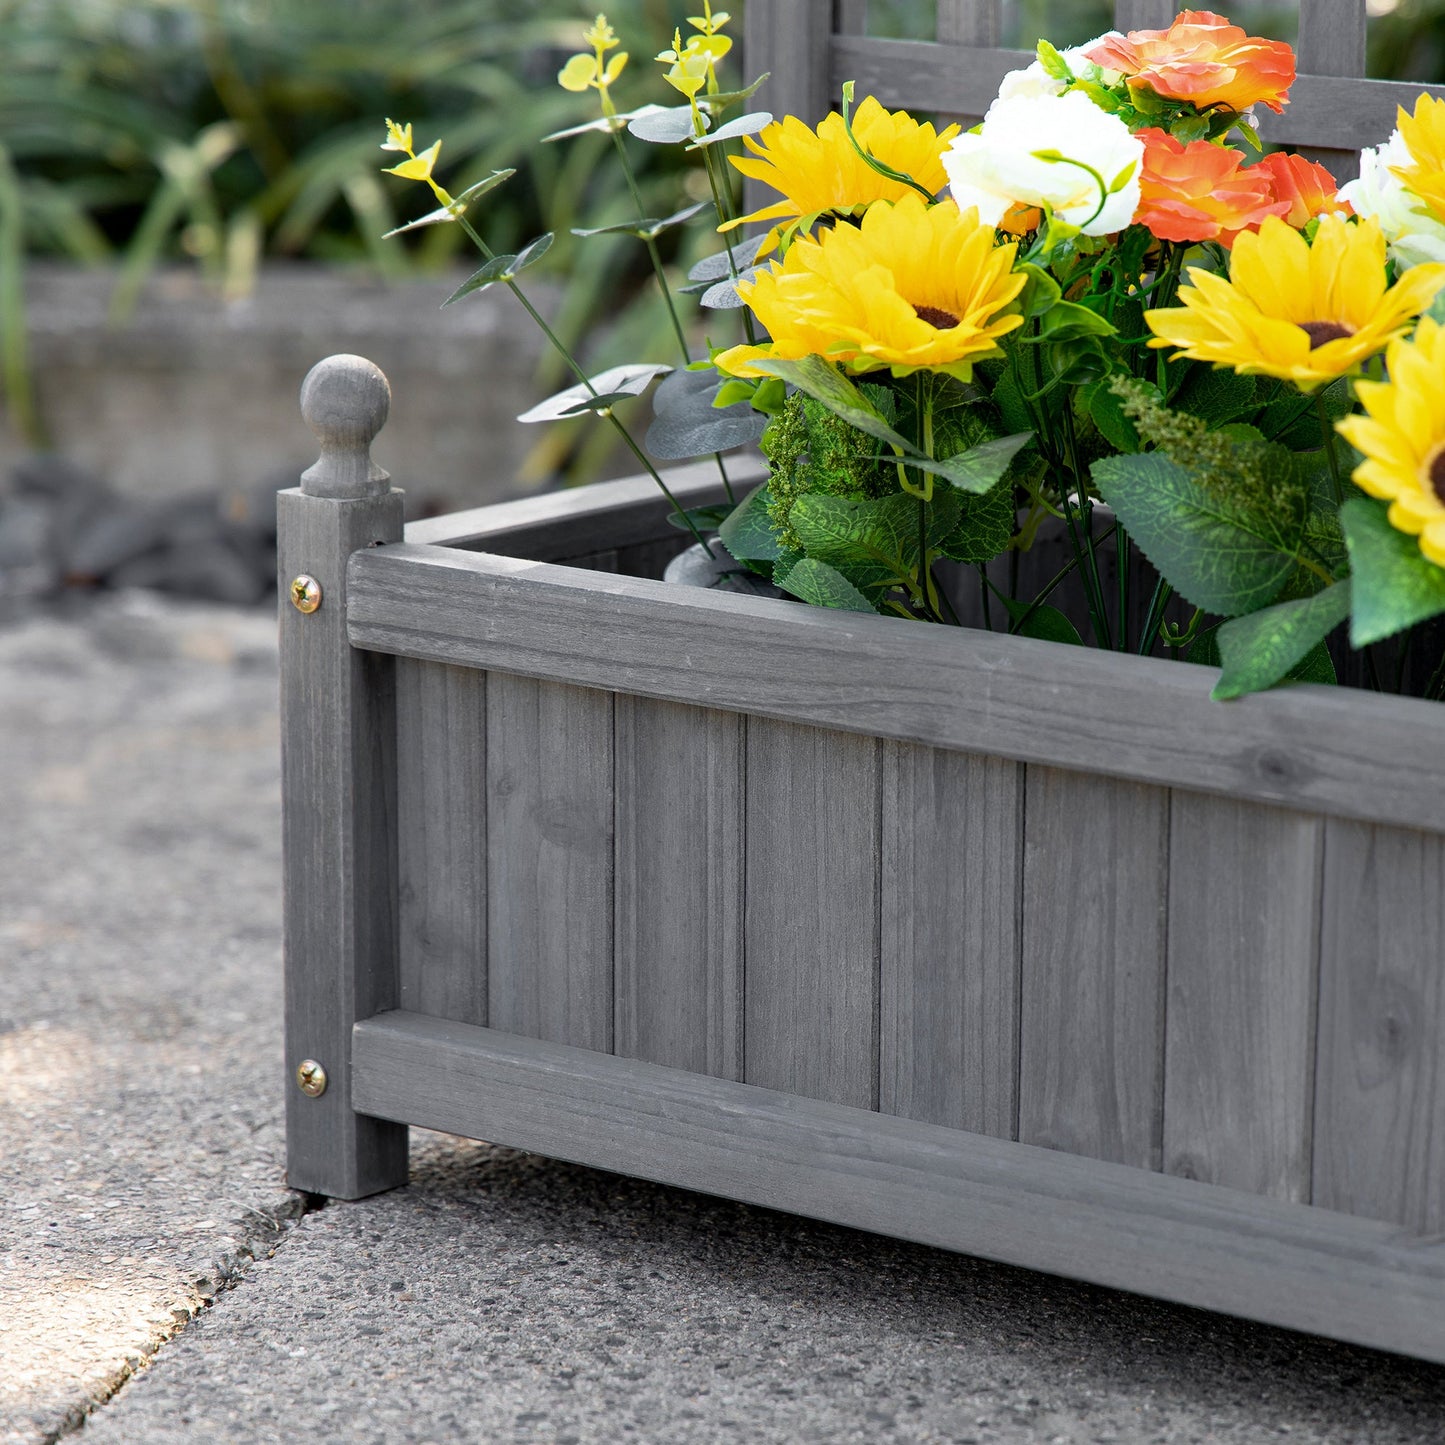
[289,575,322,614]
[296,1059,328,1097]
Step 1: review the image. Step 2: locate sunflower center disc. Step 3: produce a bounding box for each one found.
[1301,320,1354,349]
[1427,444,1445,507]
[915,305,961,330]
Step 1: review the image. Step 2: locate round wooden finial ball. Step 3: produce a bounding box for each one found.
[300,354,390,451]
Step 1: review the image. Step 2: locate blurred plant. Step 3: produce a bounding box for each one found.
[0,0,710,476]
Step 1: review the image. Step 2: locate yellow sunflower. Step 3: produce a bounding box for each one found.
[1392,94,1445,226]
[1337,316,1445,568]
[713,194,1025,383]
[1144,214,1445,391]
[725,96,960,253]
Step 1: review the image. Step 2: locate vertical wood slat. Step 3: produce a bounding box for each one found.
[486,676,614,1051]
[937,0,1000,47]
[880,745,1021,1137]
[1313,821,1445,1234]
[1019,769,1169,1169]
[396,660,487,1026]
[1163,794,1324,1201]
[1297,0,1368,77]
[1112,0,1177,30]
[833,0,868,35]
[280,484,409,1200]
[744,719,880,1110]
[614,697,744,1078]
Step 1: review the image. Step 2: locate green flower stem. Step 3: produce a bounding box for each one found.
[1059,397,1113,649]
[455,213,714,555]
[1137,574,1173,656]
[698,141,758,347]
[1317,393,1346,508]
[1117,526,1130,651]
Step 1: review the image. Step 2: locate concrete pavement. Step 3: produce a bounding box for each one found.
[3,593,1443,1444]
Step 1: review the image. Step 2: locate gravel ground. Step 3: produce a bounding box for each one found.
[3,594,1444,1445]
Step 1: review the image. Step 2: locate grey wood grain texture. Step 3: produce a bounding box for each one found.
[616,536,688,580]
[1163,794,1323,1201]
[1111,0,1177,30]
[486,675,614,1051]
[555,549,618,573]
[346,546,1445,835]
[278,485,408,1199]
[937,0,999,47]
[827,36,1445,153]
[614,696,744,1077]
[1297,0,1367,77]
[403,456,763,555]
[744,0,835,125]
[879,743,1020,1136]
[351,1010,1445,1365]
[1313,820,1445,1234]
[744,719,880,1109]
[396,658,487,1026]
[1019,768,1168,1169]
[834,1,868,36]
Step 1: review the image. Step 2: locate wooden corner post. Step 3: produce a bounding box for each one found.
[279,353,408,1199]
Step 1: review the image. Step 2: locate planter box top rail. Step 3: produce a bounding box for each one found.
[347,539,1445,836]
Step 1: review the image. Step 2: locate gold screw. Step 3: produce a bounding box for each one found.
[289,575,322,614]
[296,1059,328,1097]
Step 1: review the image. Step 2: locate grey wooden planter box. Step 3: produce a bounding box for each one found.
[281,355,1445,1365]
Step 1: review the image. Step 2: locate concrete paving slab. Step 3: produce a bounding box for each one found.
[3,595,1444,1444]
[0,595,302,1444]
[83,1139,1445,1444]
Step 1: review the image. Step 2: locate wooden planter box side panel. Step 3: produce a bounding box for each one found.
[392,649,1445,1245]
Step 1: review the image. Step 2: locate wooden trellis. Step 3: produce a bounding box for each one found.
[743,0,1445,180]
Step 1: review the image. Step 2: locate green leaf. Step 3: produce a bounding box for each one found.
[516,362,671,423]
[1004,600,1083,646]
[382,170,515,237]
[572,200,710,241]
[442,232,553,305]
[542,106,667,143]
[700,73,771,114]
[688,234,772,282]
[628,106,708,144]
[937,480,1015,564]
[1341,497,1445,645]
[1212,580,1352,700]
[1025,300,1117,343]
[1092,451,1303,616]
[1016,264,1061,320]
[1172,365,1257,426]
[667,503,736,533]
[989,361,1035,436]
[646,367,767,459]
[1086,376,1157,453]
[773,556,878,613]
[719,483,786,562]
[932,432,1032,496]
[789,491,923,593]
[748,355,915,457]
[686,111,773,149]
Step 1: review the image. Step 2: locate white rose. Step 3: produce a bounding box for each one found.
[1339,133,1445,270]
[942,90,1144,237]
[996,34,1123,103]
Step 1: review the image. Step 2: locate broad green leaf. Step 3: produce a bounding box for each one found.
[937,479,1015,564]
[988,361,1035,436]
[628,106,708,144]
[788,490,959,595]
[1341,497,1445,645]
[1092,451,1303,615]
[382,171,513,237]
[719,483,786,562]
[517,362,671,423]
[686,111,772,149]
[688,233,772,282]
[646,371,766,457]
[748,355,915,456]
[1024,300,1117,343]
[1212,580,1352,700]
[1004,599,1083,646]
[933,432,1032,495]
[774,557,878,613]
[1172,364,1257,425]
[701,73,771,113]
[1015,264,1061,320]
[1086,376,1157,453]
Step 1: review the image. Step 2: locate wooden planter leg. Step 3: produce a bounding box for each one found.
[279,353,408,1199]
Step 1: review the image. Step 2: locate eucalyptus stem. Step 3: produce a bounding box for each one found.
[698,141,758,347]
[606,125,734,503]
[456,213,714,555]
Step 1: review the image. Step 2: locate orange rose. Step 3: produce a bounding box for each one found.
[1253,151,1351,230]
[1087,10,1295,115]
[1133,129,1286,246]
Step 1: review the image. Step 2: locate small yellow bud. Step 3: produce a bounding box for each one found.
[381,118,412,153]
[584,14,619,53]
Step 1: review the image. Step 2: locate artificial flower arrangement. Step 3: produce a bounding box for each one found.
[382,7,1445,703]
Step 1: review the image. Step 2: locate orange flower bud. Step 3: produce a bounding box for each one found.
[1086,10,1295,116]
[1133,129,1286,246]
[1253,151,1351,230]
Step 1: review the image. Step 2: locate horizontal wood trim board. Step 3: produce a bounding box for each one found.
[404,457,761,555]
[351,1011,1445,1364]
[830,35,1445,149]
[346,545,1445,833]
